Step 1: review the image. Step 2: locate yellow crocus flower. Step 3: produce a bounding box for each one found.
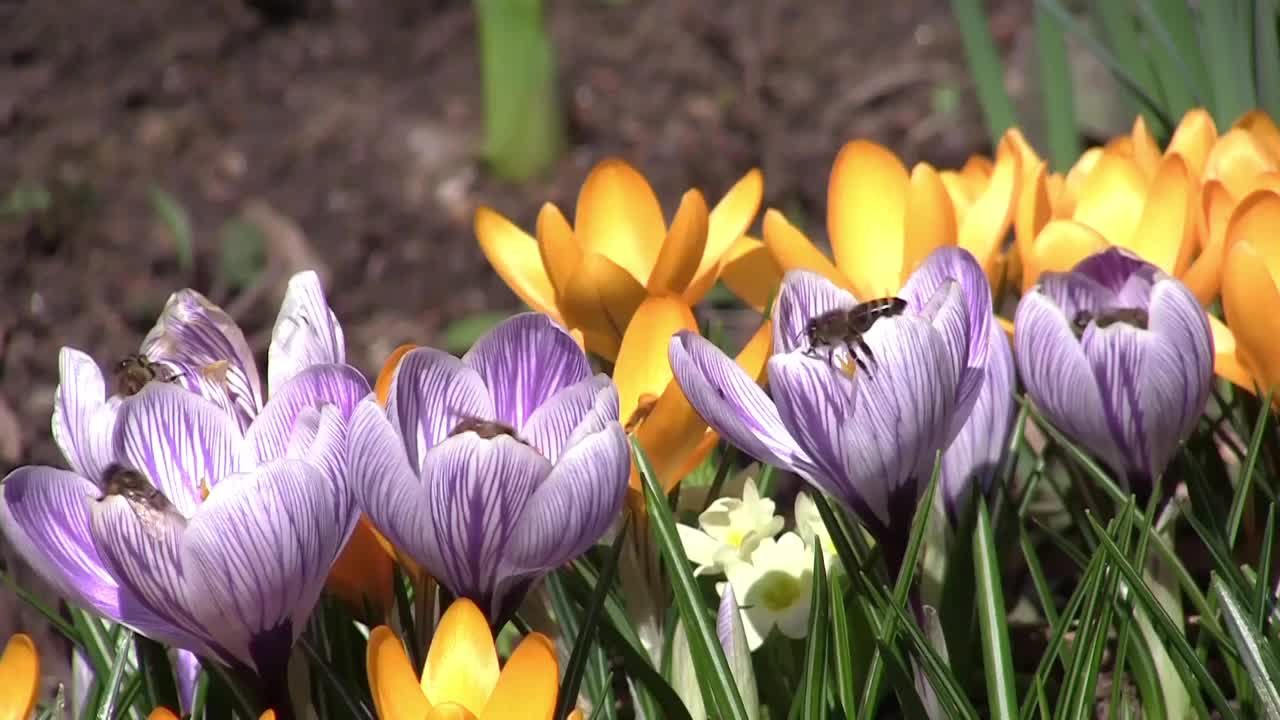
[1221,188,1280,399]
[615,296,772,497]
[475,160,766,360]
[367,599,582,720]
[0,634,37,720]
[765,134,1019,299]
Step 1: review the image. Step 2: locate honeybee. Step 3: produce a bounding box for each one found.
[115,353,183,396]
[1071,307,1149,338]
[801,297,908,374]
[98,464,185,532]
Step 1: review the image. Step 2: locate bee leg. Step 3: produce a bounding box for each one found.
[855,335,877,370]
[844,341,871,376]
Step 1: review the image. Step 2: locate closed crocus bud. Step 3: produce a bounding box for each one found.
[1014,248,1213,500]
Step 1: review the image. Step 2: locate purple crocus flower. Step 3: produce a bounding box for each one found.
[0,271,368,704]
[348,313,629,624]
[669,247,992,571]
[1014,248,1213,498]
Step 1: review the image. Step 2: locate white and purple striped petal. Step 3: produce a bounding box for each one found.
[387,348,492,475]
[522,374,617,463]
[424,434,551,619]
[771,270,859,355]
[52,347,119,483]
[242,364,368,466]
[267,271,347,399]
[899,246,992,371]
[348,400,428,565]
[462,313,591,431]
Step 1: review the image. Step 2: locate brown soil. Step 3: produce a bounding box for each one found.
[0,0,1025,701]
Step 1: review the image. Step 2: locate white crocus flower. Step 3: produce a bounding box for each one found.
[794,491,840,573]
[721,532,814,651]
[676,477,784,577]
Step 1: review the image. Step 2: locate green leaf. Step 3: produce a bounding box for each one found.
[973,500,1016,720]
[634,439,749,720]
[1033,2,1080,171]
[95,627,134,720]
[135,635,178,713]
[441,311,511,354]
[800,547,830,720]
[557,521,629,720]
[1229,388,1273,548]
[829,573,860,718]
[948,0,1019,143]
[217,218,266,292]
[1134,0,1205,114]
[0,570,80,642]
[149,187,195,272]
[297,636,375,720]
[1213,576,1280,718]
[1257,0,1280,120]
[1202,0,1258,127]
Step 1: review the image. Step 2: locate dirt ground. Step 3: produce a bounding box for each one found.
[0,0,1025,701]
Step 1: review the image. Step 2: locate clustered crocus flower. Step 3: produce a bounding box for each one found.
[367,598,582,720]
[669,247,994,573]
[0,272,369,709]
[348,313,629,624]
[1015,248,1214,499]
[0,633,37,719]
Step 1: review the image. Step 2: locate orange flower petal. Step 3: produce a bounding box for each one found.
[427,704,479,720]
[959,134,1021,281]
[580,330,621,363]
[1222,239,1280,394]
[901,162,957,278]
[475,208,558,317]
[1205,129,1279,199]
[686,169,766,303]
[1025,220,1110,291]
[376,344,418,406]
[1127,154,1194,276]
[719,235,785,312]
[827,140,908,298]
[479,633,560,720]
[0,634,37,720]
[260,711,278,720]
[326,515,396,617]
[761,210,853,294]
[1129,114,1162,177]
[1063,147,1104,211]
[648,190,708,295]
[574,159,666,283]
[559,252,647,342]
[1003,128,1041,177]
[1015,160,1052,286]
[147,711,180,720]
[422,600,500,712]
[368,626,433,720]
[614,296,698,426]
[1072,149,1146,245]
[536,203,580,297]
[1235,109,1280,163]
[1165,108,1217,178]
[1183,180,1234,303]
[1209,314,1258,390]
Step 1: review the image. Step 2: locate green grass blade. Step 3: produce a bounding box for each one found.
[0,571,80,642]
[1254,503,1277,632]
[95,627,134,720]
[1202,0,1258,127]
[556,523,629,720]
[949,0,1019,142]
[1024,398,1128,506]
[297,636,375,720]
[1034,2,1081,171]
[1257,0,1280,119]
[1135,0,1205,113]
[134,636,177,713]
[634,439,750,720]
[1229,389,1273,547]
[1213,576,1280,718]
[974,500,1017,720]
[148,187,194,273]
[829,574,859,719]
[800,547,830,720]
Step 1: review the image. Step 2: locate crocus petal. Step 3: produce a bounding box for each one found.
[422,598,500,710]
[523,376,617,464]
[558,252,647,346]
[1079,321,1163,481]
[1206,129,1279,199]
[648,190,708,294]
[719,235,785,312]
[1125,155,1194,276]
[1209,315,1257,390]
[901,163,957,279]
[1139,279,1214,477]
[141,289,263,417]
[376,344,417,406]
[1014,161,1052,284]
[536,203,580,298]
[828,140,908,298]
[1073,246,1156,296]
[1014,291,1127,476]
[368,626,432,720]
[614,297,698,425]
[388,348,493,474]
[1024,220,1110,291]
[685,169,766,303]
[348,400,435,572]
[1073,150,1146,245]
[464,314,591,431]
[899,246,991,371]
[113,383,245,516]
[174,649,201,715]
[0,468,129,619]
[1166,108,1216,177]
[267,271,346,398]
[185,455,351,674]
[424,435,551,616]
[771,269,858,356]
[761,210,852,292]
[1223,237,1280,395]
[475,207,558,317]
[0,634,38,720]
[479,633,559,720]
[53,347,119,481]
[428,705,480,720]
[668,332,811,476]
[957,135,1020,279]
[574,159,667,283]
[506,423,628,574]
[244,365,370,466]
[940,323,1016,521]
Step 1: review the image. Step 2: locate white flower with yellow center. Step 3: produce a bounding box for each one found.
[676,477,783,577]
[794,491,840,573]
[722,532,814,651]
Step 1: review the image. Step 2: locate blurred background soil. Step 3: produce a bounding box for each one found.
[0,0,1026,699]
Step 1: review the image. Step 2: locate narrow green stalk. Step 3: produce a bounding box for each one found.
[974,500,1017,720]
[949,0,1019,142]
[1033,2,1080,172]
